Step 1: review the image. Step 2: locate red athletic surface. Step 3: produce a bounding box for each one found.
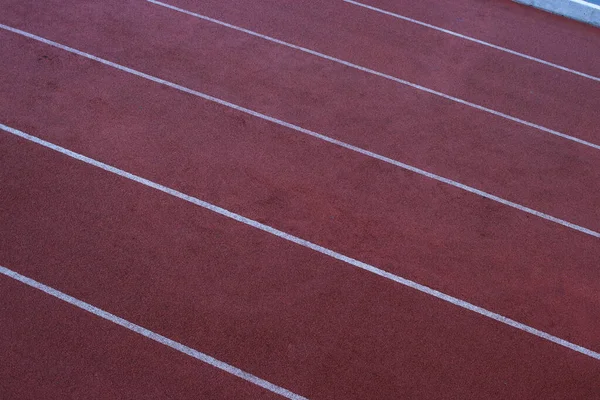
[1,0,599,398]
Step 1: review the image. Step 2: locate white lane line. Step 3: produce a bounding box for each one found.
[2,123,600,363]
[145,0,600,151]
[344,0,600,82]
[1,25,597,238]
[0,265,307,400]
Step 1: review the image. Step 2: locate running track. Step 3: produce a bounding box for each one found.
[1,0,599,398]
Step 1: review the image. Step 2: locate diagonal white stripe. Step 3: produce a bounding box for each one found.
[0,265,308,400]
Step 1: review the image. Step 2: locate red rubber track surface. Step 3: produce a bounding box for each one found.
[1,0,599,398]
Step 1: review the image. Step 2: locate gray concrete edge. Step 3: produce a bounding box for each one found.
[514,0,600,27]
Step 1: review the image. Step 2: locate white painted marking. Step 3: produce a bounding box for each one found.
[0,265,307,400]
[344,0,600,80]
[0,24,598,238]
[2,124,600,362]
[145,0,600,151]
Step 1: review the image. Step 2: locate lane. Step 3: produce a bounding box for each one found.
[1,0,599,235]
[0,273,282,400]
[143,0,600,144]
[1,31,600,353]
[342,0,600,82]
[2,132,600,399]
[343,0,600,77]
